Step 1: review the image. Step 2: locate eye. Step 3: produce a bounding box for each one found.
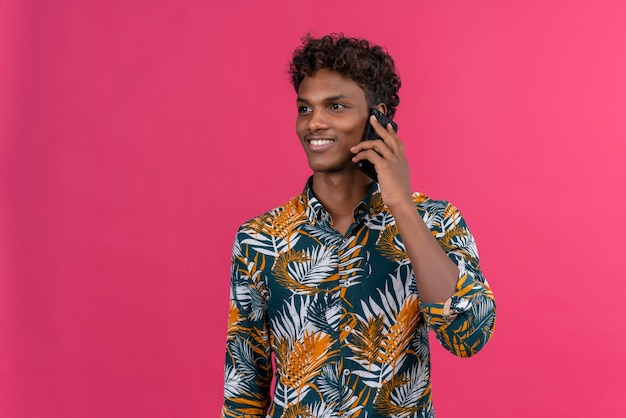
[298,105,311,114]
[329,103,346,110]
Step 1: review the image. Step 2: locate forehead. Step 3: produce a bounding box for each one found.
[297,69,366,102]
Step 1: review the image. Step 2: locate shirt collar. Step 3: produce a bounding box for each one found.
[302,177,383,225]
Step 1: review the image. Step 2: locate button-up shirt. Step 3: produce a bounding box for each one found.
[222,180,496,418]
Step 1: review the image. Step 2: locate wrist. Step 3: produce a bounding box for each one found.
[386,194,416,215]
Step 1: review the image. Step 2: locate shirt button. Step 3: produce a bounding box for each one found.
[344,325,352,332]
[343,369,350,376]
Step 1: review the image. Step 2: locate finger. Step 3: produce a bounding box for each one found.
[351,139,393,159]
[352,142,400,166]
[352,149,398,179]
[351,148,386,166]
[369,115,400,152]
[368,115,388,136]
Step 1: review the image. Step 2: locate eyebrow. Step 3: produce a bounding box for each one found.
[296,94,349,104]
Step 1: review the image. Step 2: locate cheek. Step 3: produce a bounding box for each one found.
[345,119,367,138]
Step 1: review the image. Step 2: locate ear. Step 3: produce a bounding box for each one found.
[375,103,388,116]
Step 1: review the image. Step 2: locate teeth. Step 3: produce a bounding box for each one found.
[310,139,333,145]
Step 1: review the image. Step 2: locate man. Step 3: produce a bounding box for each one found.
[222,33,496,418]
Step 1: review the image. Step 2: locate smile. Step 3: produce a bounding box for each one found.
[308,139,334,146]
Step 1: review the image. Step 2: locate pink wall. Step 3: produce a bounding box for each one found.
[1,1,625,417]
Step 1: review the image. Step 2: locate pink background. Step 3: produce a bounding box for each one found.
[1,1,625,417]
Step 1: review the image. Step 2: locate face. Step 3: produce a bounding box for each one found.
[296,69,370,175]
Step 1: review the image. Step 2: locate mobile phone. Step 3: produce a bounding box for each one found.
[357,109,398,181]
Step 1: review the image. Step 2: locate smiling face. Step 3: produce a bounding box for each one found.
[296,69,370,175]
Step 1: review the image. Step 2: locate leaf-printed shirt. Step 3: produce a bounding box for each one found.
[222,180,496,418]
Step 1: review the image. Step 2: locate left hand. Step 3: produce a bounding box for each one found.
[351,115,414,210]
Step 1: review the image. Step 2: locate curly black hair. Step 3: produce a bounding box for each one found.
[289,33,401,118]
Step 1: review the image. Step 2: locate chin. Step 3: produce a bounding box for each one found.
[306,153,358,172]
[308,163,356,176]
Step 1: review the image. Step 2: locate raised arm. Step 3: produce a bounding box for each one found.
[351,114,496,357]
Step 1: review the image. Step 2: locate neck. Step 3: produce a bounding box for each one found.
[311,170,373,220]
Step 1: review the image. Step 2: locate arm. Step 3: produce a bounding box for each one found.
[222,231,273,417]
[414,200,496,357]
[351,116,496,357]
[351,115,459,303]
[379,188,496,357]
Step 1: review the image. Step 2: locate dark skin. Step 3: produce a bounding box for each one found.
[296,69,459,303]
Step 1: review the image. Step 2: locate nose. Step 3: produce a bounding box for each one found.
[307,108,328,131]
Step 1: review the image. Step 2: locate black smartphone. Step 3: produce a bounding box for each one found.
[357,108,398,181]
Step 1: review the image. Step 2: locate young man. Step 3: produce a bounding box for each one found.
[222,34,496,418]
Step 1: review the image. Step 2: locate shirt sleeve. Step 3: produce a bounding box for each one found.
[418,201,496,358]
[222,230,273,417]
